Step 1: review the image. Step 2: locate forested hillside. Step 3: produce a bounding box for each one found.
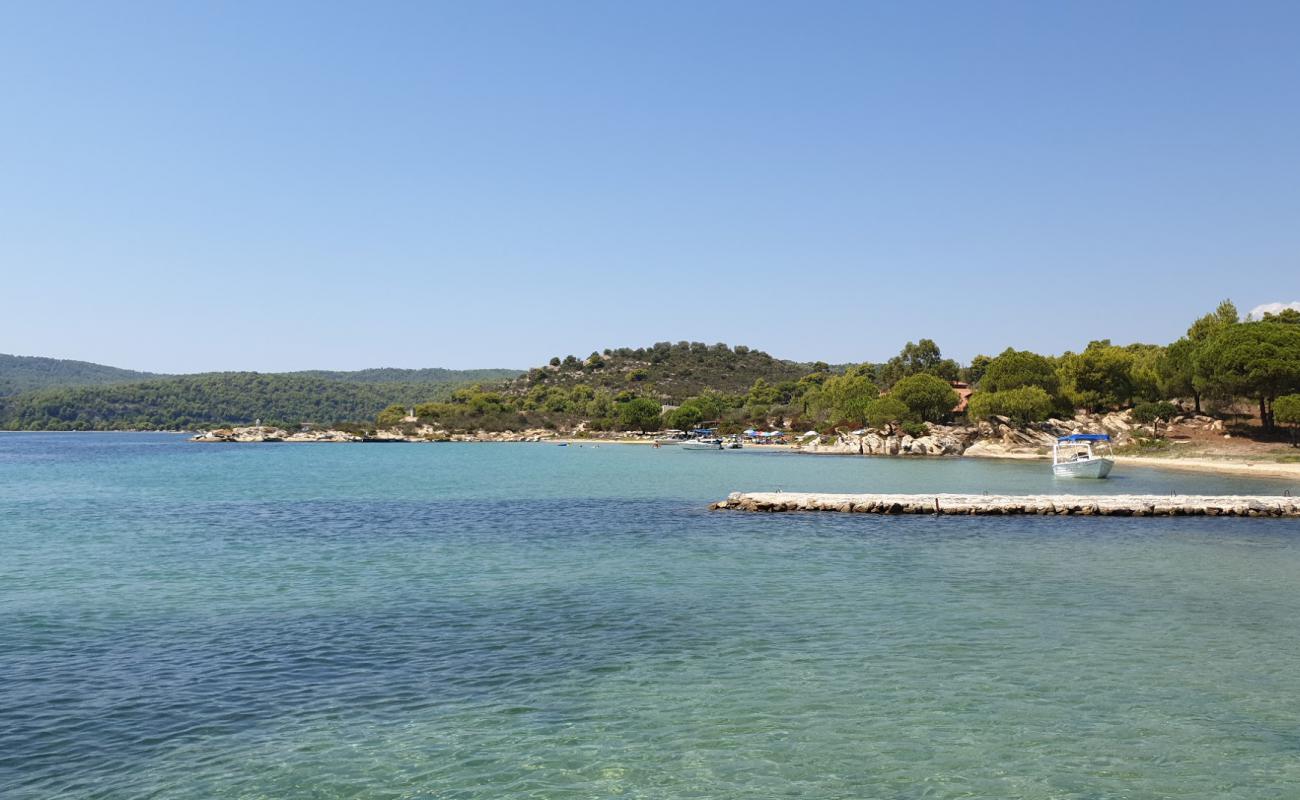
[382,341,957,434]
[0,354,523,430]
[0,354,163,395]
[511,342,815,402]
[0,373,474,430]
[380,304,1300,438]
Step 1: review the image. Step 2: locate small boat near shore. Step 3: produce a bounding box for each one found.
[682,437,724,451]
[654,430,689,446]
[1052,433,1114,479]
[675,427,725,451]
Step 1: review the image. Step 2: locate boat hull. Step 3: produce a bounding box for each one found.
[1053,457,1114,479]
[681,442,723,451]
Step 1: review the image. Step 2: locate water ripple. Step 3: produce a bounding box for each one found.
[2,435,1299,798]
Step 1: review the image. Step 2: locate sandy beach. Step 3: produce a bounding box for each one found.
[782,442,1300,481]
[1112,455,1300,480]
[962,450,1300,481]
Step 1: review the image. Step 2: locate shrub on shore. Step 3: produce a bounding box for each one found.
[890,374,959,423]
[1275,394,1300,446]
[864,397,910,428]
[1131,401,1178,437]
[968,386,1055,425]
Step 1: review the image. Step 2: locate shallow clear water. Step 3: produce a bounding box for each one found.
[2,433,1299,799]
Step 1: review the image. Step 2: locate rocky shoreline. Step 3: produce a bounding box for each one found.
[191,410,1222,454]
[798,410,1223,458]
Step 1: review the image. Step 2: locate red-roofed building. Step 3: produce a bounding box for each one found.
[951,381,972,414]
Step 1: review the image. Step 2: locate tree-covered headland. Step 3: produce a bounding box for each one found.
[376,305,1300,441]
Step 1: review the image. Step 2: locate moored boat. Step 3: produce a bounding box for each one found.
[682,437,724,451]
[1052,433,1114,478]
[654,429,689,446]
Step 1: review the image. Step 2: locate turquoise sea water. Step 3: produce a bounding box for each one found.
[2,433,1299,799]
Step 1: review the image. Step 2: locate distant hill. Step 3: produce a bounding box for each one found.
[0,343,831,429]
[0,355,524,430]
[509,342,815,403]
[0,354,165,395]
[0,373,487,430]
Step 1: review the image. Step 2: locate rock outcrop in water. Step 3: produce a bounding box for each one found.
[191,425,566,443]
[192,426,363,443]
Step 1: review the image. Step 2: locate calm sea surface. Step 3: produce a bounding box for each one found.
[2,433,1299,799]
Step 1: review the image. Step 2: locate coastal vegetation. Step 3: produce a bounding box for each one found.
[1192,317,1300,431]
[888,375,960,424]
[5,301,1298,439]
[1273,394,1300,446]
[967,386,1056,425]
[1130,401,1179,438]
[0,369,521,430]
[382,301,1300,444]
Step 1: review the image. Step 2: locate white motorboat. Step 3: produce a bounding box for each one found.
[654,434,687,446]
[1052,434,1114,479]
[681,437,724,451]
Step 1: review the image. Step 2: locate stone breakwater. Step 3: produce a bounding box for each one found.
[710,492,1300,517]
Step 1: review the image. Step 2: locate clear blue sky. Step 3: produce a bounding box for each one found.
[2,1,1297,373]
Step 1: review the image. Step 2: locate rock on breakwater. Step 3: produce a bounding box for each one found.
[710,492,1300,517]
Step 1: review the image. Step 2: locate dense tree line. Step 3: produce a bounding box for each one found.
[965,301,1300,431]
[0,373,471,430]
[384,304,1300,438]
[0,357,524,430]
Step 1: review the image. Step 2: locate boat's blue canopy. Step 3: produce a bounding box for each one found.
[1057,433,1110,442]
